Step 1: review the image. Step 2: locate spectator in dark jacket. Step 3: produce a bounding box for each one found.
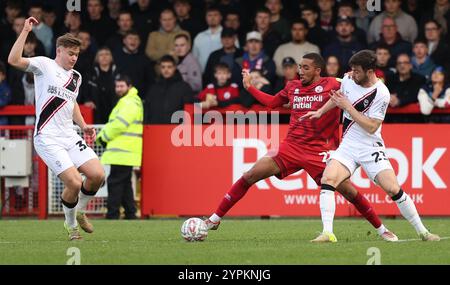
[254,7,282,58]
[0,61,11,126]
[105,10,134,52]
[203,28,243,86]
[424,19,450,72]
[301,5,330,50]
[375,44,396,82]
[144,55,193,124]
[386,53,426,108]
[113,30,155,97]
[173,0,204,39]
[83,0,116,46]
[323,16,365,72]
[130,0,159,44]
[74,30,96,84]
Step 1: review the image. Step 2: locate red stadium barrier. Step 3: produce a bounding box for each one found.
[141,124,450,217]
[0,105,94,124]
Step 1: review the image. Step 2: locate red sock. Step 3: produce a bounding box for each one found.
[215,177,251,217]
[350,192,382,229]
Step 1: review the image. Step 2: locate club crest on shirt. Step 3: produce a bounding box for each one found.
[364,99,369,108]
[315,85,323,93]
[294,88,300,95]
[224,92,231,99]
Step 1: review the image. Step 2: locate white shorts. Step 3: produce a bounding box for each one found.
[34,133,98,176]
[330,141,393,183]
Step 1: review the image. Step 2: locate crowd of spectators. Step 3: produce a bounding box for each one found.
[0,0,449,125]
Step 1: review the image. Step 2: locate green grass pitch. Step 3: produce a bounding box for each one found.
[0,218,449,265]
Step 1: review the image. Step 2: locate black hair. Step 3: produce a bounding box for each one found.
[0,61,6,75]
[348,50,377,71]
[303,53,326,71]
[214,62,231,73]
[115,75,133,86]
[159,54,177,65]
[291,18,309,29]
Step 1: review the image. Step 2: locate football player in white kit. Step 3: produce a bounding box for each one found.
[303,50,440,241]
[8,17,105,240]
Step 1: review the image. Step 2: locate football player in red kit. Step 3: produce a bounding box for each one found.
[204,53,399,242]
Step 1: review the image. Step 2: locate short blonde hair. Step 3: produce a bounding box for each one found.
[56,33,81,48]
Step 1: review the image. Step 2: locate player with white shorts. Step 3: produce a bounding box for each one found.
[305,50,440,241]
[8,17,105,240]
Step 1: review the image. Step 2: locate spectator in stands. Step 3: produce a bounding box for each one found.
[224,10,245,48]
[318,0,336,33]
[173,0,203,40]
[28,3,53,56]
[146,9,190,62]
[375,44,395,82]
[130,0,159,44]
[0,0,22,41]
[216,0,248,29]
[411,38,436,81]
[0,61,11,126]
[368,0,418,43]
[114,30,155,97]
[369,17,412,67]
[301,5,330,50]
[386,53,426,108]
[424,19,450,72]
[198,63,240,109]
[273,19,320,77]
[404,0,423,24]
[421,0,450,40]
[418,66,450,115]
[234,31,276,87]
[83,47,121,124]
[174,34,202,93]
[265,0,290,43]
[240,69,273,108]
[193,6,224,72]
[325,55,343,78]
[60,11,82,37]
[42,5,58,39]
[203,28,243,87]
[253,7,282,58]
[322,16,365,72]
[273,56,299,93]
[354,0,376,34]
[106,10,134,51]
[107,0,123,21]
[84,0,116,46]
[75,31,96,84]
[336,1,367,46]
[145,55,193,124]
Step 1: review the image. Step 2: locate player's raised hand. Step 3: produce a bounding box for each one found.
[83,125,96,146]
[330,89,351,111]
[300,110,322,121]
[23,17,39,33]
[242,69,252,90]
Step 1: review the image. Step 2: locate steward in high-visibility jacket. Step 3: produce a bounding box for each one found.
[96,85,143,167]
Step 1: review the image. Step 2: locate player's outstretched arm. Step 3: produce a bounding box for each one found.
[242,69,287,108]
[7,17,38,71]
[300,95,337,120]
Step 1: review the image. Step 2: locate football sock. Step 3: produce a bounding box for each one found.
[320,184,336,233]
[350,192,383,230]
[76,182,96,212]
[212,177,251,220]
[392,189,427,234]
[376,225,387,236]
[62,198,78,228]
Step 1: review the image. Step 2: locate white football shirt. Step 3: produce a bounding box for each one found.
[339,74,390,146]
[25,56,81,137]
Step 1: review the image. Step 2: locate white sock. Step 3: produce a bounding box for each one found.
[209,213,221,223]
[63,204,78,228]
[394,190,427,234]
[320,190,335,233]
[376,224,387,235]
[76,191,95,212]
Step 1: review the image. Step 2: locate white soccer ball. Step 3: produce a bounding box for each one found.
[181,217,208,242]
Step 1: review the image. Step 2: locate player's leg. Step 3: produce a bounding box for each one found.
[336,179,398,241]
[59,167,83,240]
[205,156,280,229]
[375,169,440,241]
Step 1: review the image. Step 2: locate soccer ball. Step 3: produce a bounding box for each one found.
[181,217,208,242]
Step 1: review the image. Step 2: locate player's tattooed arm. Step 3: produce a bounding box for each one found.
[7,17,38,71]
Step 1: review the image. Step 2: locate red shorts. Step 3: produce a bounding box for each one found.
[267,140,334,185]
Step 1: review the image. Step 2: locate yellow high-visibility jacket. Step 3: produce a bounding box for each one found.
[97,87,143,166]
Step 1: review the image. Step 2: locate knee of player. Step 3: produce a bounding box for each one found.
[320,175,337,187]
[66,175,83,191]
[384,184,401,197]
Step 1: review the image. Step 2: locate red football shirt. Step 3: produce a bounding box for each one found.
[276,77,341,150]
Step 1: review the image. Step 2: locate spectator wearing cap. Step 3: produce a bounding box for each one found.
[411,38,436,81]
[336,1,367,46]
[368,0,418,44]
[146,9,191,62]
[174,33,202,93]
[418,66,450,116]
[234,31,276,87]
[369,17,412,67]
[253,7,282,58]
[322,16,365,71]
[193,6,226,73]
[173,0,204,40]
[301,5,330,50]
[273,19,319,77]
[265,0,291,43]
[354,0,376,34]
[386,53,425,108]
[424,19,450,72]
[203,28,243,87]
[84,0,116,46]
[273,57,299,93]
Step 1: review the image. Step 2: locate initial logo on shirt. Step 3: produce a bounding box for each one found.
[315,86,323,93]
